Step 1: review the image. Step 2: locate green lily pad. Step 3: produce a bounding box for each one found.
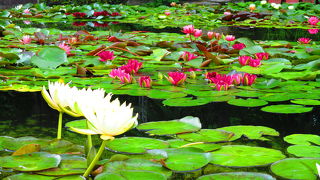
[105,137,169,154]
[259,93,293,102]
[161,147,211,172]
[227,98,268,107]
[3,173,55,180]
[30,47,67,69]
[0,152,61,171]
[291,99,320,106]
[197,172,276,180]
[210,145,285,167]
[0,136,50,151]
[167,139,221,152]
[101,158,171,179]
[95,171,166,180]
[217,125,279,141]
[287,145,320,158]
[36,155,86,176]
[177,129,234,143]
[162,97,212,107]
[271,158,320,180]
[284,134,320,145]
[261,105,313,114]
[55,175,86,180]
[137,116,201,135]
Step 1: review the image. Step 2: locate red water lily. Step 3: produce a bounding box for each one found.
[238,56,252,66]
[58,42,71,55]
[119,60,143,74]
[180,52,198,61]
[139,76,152,88]
[308,29,319,34]
[242,73,257,86]
[248,59,262,67]
[98,51,115,62]
[232,43,246,50]
[72,12,87,18]
[225,35,235,41]
[298,38,312,44]
[308,16,319,26]
[182,25,195,34]
[255,52,269,60]
[166,72,187,86]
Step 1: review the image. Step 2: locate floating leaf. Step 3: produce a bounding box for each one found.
[162,97,212,107]
[284,134,320,145]
[3,173,55,180]
[0,152,61,171]
[177,129,234,143]
[217,125,279,141]
[227,98,268,107]
[287,145,320,158]
[271,158,320,180]
[105,137,169,154]
[261,105,313,114]
[137,116,201,135]
[12,143,40,156]
[167,139,221,152]
[197,172,276,180]
[290,99,320,106]
[95,171,166,180]
[30,47,67,69]
[210,145,285,167]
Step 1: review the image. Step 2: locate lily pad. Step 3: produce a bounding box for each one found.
[105,137,169,154]
[287,145,320,158]
[227,98,268,107]
[271,158,320,180]
[95,171,166,180]
[290,99,320,106]
[102,158,172,178]
[210,145,285,167]
[0,152,61,171]
[197,172,276,180]
[261,105,313,114]
[161,147,211,172]
[177,129,234,143]
[3,173,55,180]
[167,139,221,152]
[284,134,320,145]
[137,116,201,135]
[217,125,279,141]
[162,97,212,107]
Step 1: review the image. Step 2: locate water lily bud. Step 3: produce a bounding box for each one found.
[288,6,294,10]
[249,4,256,11]
[158,72,163,80]
[261,0,267,4]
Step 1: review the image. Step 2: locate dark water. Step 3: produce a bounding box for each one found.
[12,20,320,41]
[0,92,319,142]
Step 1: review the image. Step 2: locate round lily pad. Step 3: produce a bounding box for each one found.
[102,158,172,178]
[137,116,201,135]
[95,173,125,180]
[177,129,234,143]
[287,145,320,158]
[96,171,166,180]
[162,97,212,107]
[105,137,169,154]
[234,91,264,98]
[163,147,211,172]
[3,173,55,180]
[259,93,293,102]
[167,139,221,152]
[210,145,285,167]
[261,105,313,114]
[0,136,50,151]
[227,98,268,107]
[197,172,276,180]
[291,99,320,105]
[284,134,320,145]
[55,175,86,180]
[217,125,279,141]
[271,158,320,180]
[0,152,61,171]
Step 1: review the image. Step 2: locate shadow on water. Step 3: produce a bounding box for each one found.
[0,92,319,141]
[13,20,320,41]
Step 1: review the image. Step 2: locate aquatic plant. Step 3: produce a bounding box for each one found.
[166,72,187,86]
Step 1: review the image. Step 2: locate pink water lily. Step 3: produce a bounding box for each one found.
[166,72,187,86]
[231,74,242,85]
[23,9,31,14]
[98,51,115,62]
[119,73,133,84]
[225,35,236,41]
[205,72,218,82]
[255,52,269,60]
[120,59,143,74]
[308,29,319,34]
[164,10,171,16]
[308,16,319,26]
[210,74,233,91]
[182,25,195,34]
[238,56,252,66]
[224,11,232,15]
[58,42,71,55]
[207,32,214,40]
[249,59,262,67]
[180,51,198,61]
[298,38,312,44]
[139,76,152,88]
[242,73,257,86]
[20,35,32,44]
[109,68,126,79]
[232,43,246,50]
[193,29,202,38]
[72,12,87,18]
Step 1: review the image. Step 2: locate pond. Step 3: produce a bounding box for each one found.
[0,2,320,180]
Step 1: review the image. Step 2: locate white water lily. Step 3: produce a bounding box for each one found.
[317,163,320,177]
[72,93,138,140]
[41,81,82,117]
[288,6,294,10]
[261,0,267,4]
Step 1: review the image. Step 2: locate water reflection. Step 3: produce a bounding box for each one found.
[0,92,319,141]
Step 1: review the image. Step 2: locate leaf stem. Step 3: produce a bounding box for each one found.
[57,112,63,140]
[83,140,107,178]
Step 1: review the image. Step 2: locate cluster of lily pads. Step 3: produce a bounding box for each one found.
[1,116,320,179]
